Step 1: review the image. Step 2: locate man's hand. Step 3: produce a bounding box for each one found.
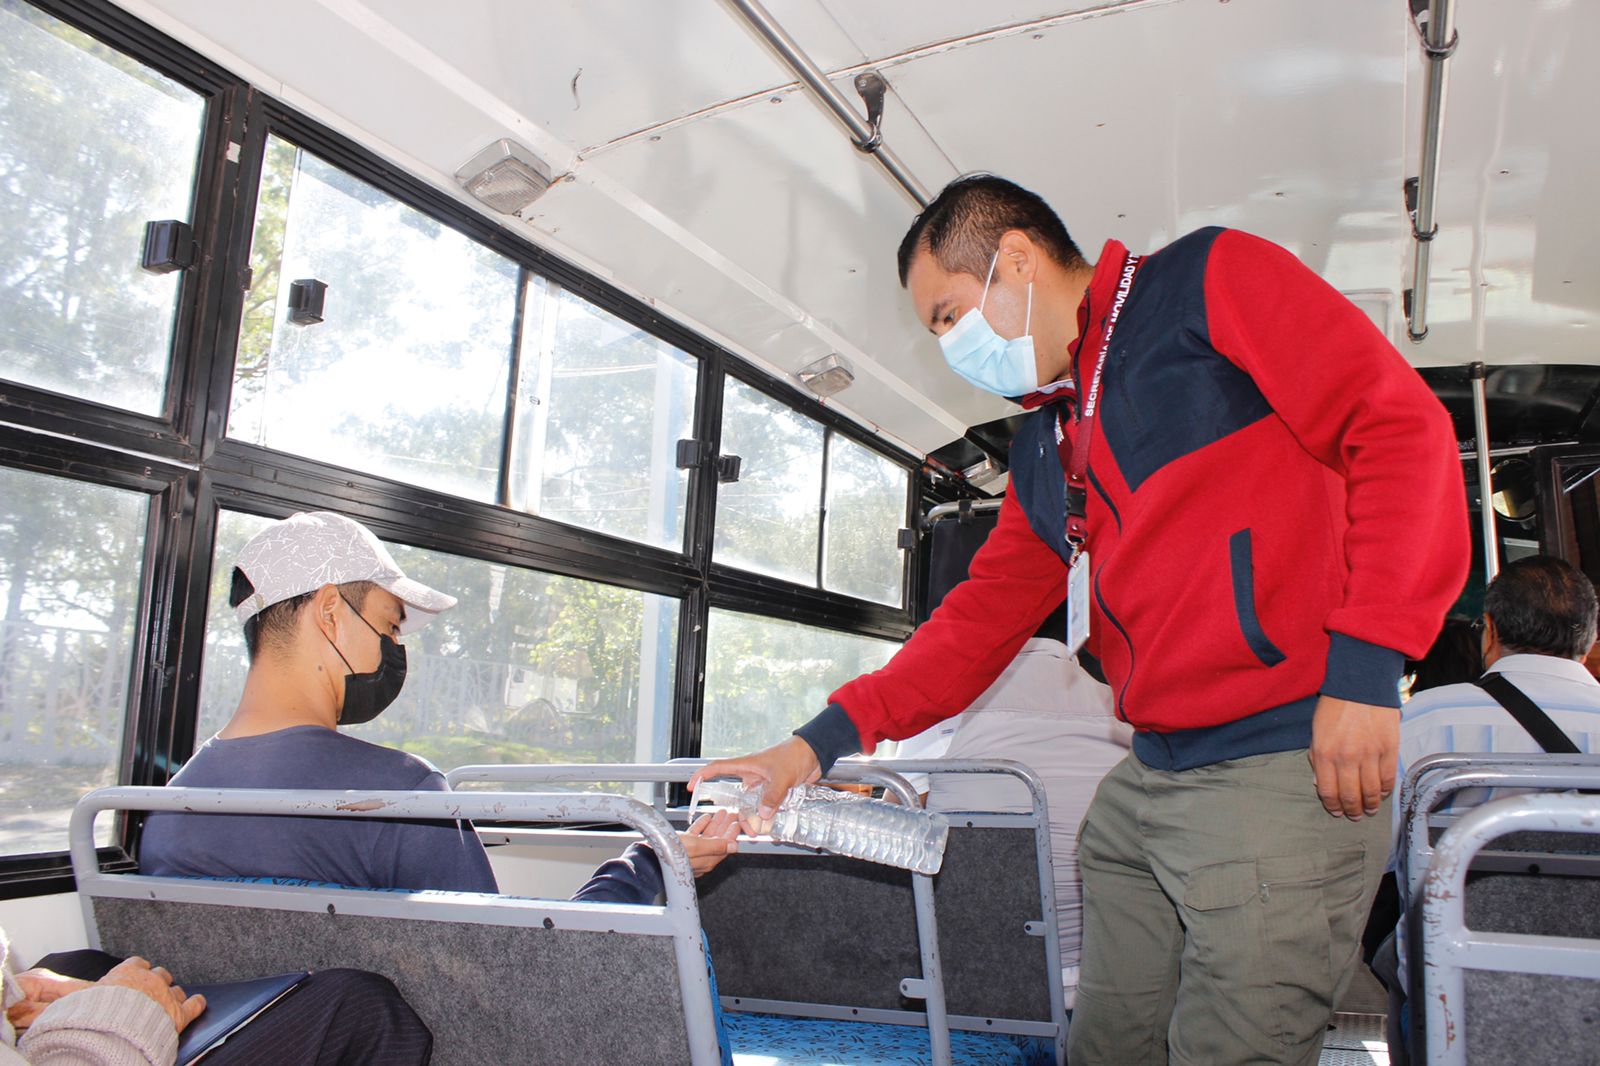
[690,736,822,834]
[8,970,92,1031]
[98,957,207,1034]
[1309,695,1400,820]
[680,811,740,877]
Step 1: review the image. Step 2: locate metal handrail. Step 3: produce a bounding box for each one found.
[1420,793,1600,1066]
[1399,753,1600,899]
[718,0,930,207]
[1407,0,1457,341]
[71,786,722,1065]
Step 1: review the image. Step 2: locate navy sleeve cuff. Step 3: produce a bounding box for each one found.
[571,841,664,905]
[793,703,863,777]
[1320,632,1405,709]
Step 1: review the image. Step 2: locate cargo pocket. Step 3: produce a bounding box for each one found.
[1182,845,1369,1052]
[1255,844,1369,1050]
[1229,528,1286,667]
[1181,859,1266,980]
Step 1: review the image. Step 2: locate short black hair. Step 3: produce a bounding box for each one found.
[1408,617,1482,693]
[1483,555,1599,660]
[897,174,1085,287]
[231,569,377,663]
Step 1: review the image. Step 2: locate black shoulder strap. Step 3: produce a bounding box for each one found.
[1474,673,1582,754]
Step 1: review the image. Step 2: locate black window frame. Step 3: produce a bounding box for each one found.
[0,0,925,895]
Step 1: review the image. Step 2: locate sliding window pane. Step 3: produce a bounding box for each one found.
[509,279,696,550]
[0,467,149,855]
[198,510,679,769]
[228,137,518,501]
[714,378,824,584]
[823,435,908,606]
[700,609,897,758]
[0,0,204,414]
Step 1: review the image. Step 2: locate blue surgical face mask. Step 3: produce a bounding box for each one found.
[937,250,1037,398]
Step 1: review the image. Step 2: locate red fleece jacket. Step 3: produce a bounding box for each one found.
[829,229,1469,753]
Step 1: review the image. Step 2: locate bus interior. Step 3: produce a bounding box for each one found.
[2,0,1598,1063]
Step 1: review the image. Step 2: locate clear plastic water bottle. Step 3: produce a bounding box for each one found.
[692,779,950,875]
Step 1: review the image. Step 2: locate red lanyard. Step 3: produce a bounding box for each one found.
[1066,252,1142,549]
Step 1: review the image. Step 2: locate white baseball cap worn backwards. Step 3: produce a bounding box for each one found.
[232,511,456,634]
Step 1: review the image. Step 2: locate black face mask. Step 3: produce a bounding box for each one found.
[325,594,407,725]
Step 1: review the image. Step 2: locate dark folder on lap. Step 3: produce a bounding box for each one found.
[176,971,308,1065]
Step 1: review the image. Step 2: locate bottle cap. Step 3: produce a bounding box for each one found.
[689,777,749,815]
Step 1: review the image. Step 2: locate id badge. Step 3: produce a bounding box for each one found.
[1066,551,1091,656]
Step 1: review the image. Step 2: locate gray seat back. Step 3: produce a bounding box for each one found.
[446,758,1066,1066]
[71,786,721,1066]
[693,759,1064,1060]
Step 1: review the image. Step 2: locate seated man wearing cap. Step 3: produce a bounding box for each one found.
[141,511,736,902]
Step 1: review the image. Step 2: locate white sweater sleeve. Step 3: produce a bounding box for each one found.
[14,987,176,1066]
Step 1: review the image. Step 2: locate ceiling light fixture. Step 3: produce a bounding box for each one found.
[455,139,553,215]
[798,353,855,397]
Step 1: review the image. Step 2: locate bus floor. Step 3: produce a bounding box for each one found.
[1320,966,1390,1065]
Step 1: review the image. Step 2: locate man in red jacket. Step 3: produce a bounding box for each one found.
[695,175,1468,1064]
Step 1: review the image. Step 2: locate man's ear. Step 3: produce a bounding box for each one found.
[1481,613,1502,664]
[996,229,1039,284]
[309,584,343,642]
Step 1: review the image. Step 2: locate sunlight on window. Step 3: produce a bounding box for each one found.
[0,467,149,856]
[509,278,696,550]
[700,609,897,757]
[823,434,908,606]
[228,137,517,501]
[0,1,204,413]
[714,378,825,585]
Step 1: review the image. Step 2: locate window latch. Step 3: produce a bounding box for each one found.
[287,279,328,325]
[716,455,742,484]
[676,439,711,470]
[140,220,196,274]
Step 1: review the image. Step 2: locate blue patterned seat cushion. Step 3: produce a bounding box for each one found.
[724,1012,1054,1066]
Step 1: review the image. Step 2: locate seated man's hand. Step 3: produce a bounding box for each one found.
[690,736,821,835]
[98,957,207,1034]
[7,969,93,1031]
[680,810,740,877]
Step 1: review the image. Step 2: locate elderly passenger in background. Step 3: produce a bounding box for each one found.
[1398,555,1600,800]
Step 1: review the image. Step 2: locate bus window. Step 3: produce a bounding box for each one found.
[700,608,896,758]
[824,432,911,606]
[0,468,150,856]
[0,0,203,415]
[196,509,682,771]
[508,278,698,551]
[228,135,520,502]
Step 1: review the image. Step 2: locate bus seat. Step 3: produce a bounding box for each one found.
[699,761,1064,1066]
[447,758,1065,1065]
[70,786,725,1066]
[1419,792,1600,1065]
[1395,754,1600,1061]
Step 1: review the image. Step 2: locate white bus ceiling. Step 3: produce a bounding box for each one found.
[117,0,1600,459]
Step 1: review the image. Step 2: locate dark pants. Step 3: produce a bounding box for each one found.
[34,951,432,1066]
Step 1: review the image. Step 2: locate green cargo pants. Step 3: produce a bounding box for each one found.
[1068,749,1388,1066]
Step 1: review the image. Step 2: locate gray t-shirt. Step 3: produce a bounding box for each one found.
[140,726,498,893]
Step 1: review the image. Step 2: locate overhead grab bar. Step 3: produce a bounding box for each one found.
[1406,0,1457,342]
[719,0,931,207]
[1470,361,1498,581]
